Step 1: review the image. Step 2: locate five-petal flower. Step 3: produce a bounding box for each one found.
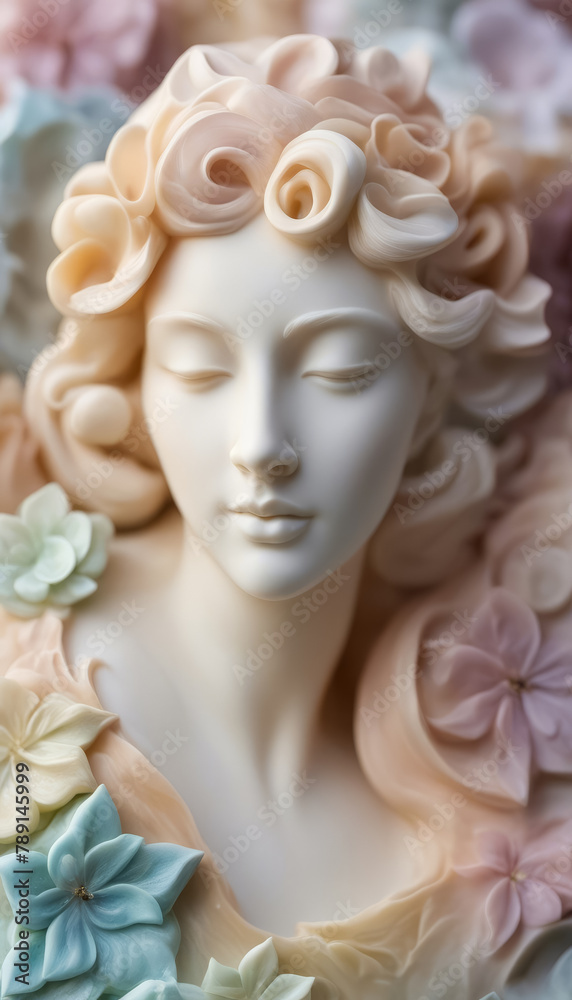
[457,825,572,951]
[0,678,115,841]
[0,785,203,996]
[0,483,114,618]
[201,938,314,1000]
[422,588,572,802]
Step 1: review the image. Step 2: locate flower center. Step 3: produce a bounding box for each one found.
[509,678,527,693]
[74,886,94,901]
[510,869,527,883]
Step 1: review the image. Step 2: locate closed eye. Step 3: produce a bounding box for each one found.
[170,368,232,385]
[303,364,378,383]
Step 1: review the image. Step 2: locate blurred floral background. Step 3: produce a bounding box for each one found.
[0,0,571,386]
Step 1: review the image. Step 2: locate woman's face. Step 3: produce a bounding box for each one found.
[143,214,429,599]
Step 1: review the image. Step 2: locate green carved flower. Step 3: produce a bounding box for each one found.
[0,483,113,618]
[202,938,314,1000]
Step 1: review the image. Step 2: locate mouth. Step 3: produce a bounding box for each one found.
[225,500,313,544]
[232,514,312,544]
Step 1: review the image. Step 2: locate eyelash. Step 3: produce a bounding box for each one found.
[170,365,379,388]
[173,369,232,384]
[304,365,378,384]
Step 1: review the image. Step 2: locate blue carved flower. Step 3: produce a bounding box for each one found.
[0,483,113,617]
[0,785,203,997]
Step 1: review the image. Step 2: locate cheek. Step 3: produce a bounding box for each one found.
[304,367,427,519]
[141,365,230,511]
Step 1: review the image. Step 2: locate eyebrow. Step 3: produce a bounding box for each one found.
[146,312,228,337]
[282,308,398,339]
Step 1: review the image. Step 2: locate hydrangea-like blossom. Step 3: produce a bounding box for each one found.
[423,588,572,802]
[457,826,572,950]
[0,483,113,617]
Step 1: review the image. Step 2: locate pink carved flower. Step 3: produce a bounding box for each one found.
[424,588,572,801]
[0,0,178,96]
[458,827,572,950]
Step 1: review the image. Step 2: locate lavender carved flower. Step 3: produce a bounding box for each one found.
[423,588,572,802]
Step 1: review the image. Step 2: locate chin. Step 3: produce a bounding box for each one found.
[219,549,341,602]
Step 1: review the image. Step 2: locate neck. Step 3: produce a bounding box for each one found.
[167,528,365,795]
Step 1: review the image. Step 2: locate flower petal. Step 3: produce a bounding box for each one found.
[76,514,114,577]
[43,903,97,981]
[0,514,35,562]
[18,743,97,809]
[86,883,162,930]
[117,842,203,913]
[518,879,562,927]
[427,681,507,740]
[49,573,98,606]
[1,929,47,995]
[29,888,72,930]
[56,511,93,563]
[18,484,70,540]
[84,834,143,891]
[494,698,532,804]
[88,914,180,992]
[201,958,242,995]
[24,973,101,1000]
[13,569,50,604]
[522,688,569,739]
[465,589,541,678]
[528,637,572,690]
[48,785,121,889]
[24,695,115,749]
[0,677,39,734]
[478,831,517,875]
[239,938,279,997]
[34,536,77,584]
[484,877,522,950]
[261,973,314,1000]
[0,851,54,914]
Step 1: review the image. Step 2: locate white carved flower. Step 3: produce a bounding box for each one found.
[0,483,114,618]
[0,677,115,841]
[202,938,314,1000]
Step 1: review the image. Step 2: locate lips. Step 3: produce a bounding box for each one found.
[225,498,313,544]
[232,513,312,544]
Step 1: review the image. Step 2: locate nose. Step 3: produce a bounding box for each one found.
[230,378,299,483]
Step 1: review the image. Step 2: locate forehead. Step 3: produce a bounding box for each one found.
[144,213,400,337]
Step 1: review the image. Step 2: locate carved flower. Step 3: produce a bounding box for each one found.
[0,483,114,618]
[264,128,367,242]
[0,0,178,95]
[201,938,314,1000]
[0,83,125,379]
[457,826,572,951]
[422,588,572,803]
[0,785,203,997]
[0,678,114,841]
